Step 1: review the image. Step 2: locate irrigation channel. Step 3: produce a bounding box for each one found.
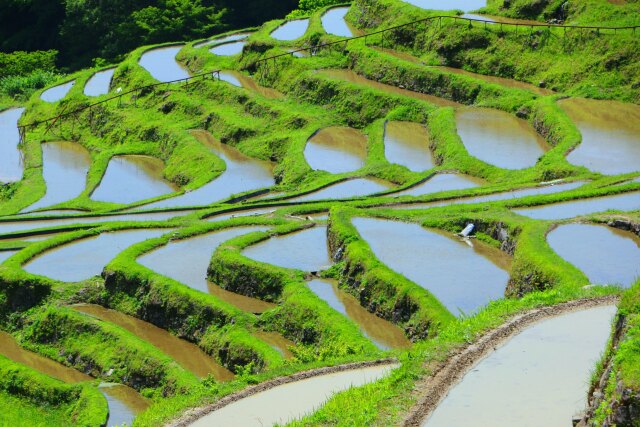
[2,0,640,426]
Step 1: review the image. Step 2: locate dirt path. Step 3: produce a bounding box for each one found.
[403,295,619,426]
[168,358,397,427]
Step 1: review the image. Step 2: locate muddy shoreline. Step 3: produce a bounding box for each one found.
[167,358,397,427]
[403,295,619,426]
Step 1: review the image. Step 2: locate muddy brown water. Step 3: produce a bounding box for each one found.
[0,108,25,183]
[560,98,640,175]
[40,81,75,103]
[547,223,640,288]
[143,130,275,209]
[99,383,150,427]
[242,226,332,272]
[0,331,148,426]
[210,41,246,56]
[84,68,115,97]
[512,190,640,220]
[320,69,459,107]
[24,228,169,282]
[194,33,251,49]
[138,226,274,313]
[91,155,178,205]
[393,173,484,197]
[423,305,617,427]
[456,108,549,170]
[435,65,551,95]
[308,278,410,350]
[394,180,586,210]
[218,70,284,99]
[189,363,398,427]
[138,45,190,83]
[26,141,91,212]
[353,218,511,315]
[384,121,435,172]
[291,178,394,202]
[403,0,486,12]
[304,127,368,174]
[0,211,188,237]
[270,19,309,41]
[322,7,355,37]
[254,332,295,359]
[73,304,233,380]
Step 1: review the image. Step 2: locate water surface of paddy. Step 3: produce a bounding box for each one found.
[24,228,168,282]
[143,131,274,208]
[291,178,393,202]
[138,226,274,312]
[560,98,640,175]
[321,69,459,107]
[271,19,309,40]
[384,121,434,171]
[394,173,483,197]
[353,218,510,315]
[0,108,25,183]
[423,305,616,427]
[304,127,368,174]
[456,108,549,169]
[190,364,398,427]
[27,141,90,211]
[403,0,486,12]
[92,155,178,205]
[210,41,245,56]
[308,278,410,350]
[84,68,115,96]
[138,46,190,82]
[73,304,233,379]
[219,70,284,99]
[547,224,640,287]
[322,7,354,37]
[99,383,149,427]
[194,32,250,48]
[40,81,74,102]
[242,226,332,272]
[394,180,585,210]
[512,191,640,220]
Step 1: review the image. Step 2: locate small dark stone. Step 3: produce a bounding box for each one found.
[159,101,176,114]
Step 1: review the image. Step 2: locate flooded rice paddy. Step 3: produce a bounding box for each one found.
[270,19,309,41]
[242,226,332,272]
[91,155,178,205]
[320,69,459,107]
[218,70,284,99]
[547,224,640,287]
[435,66,552,95]
[0,108,25,183]
[99,383,149,427]
[24,228,169,282]
[190,363,398,427]
[73,304,233,379]
[290,178,393,202]
[26,141,90,211]
[424,305,616,427]
[308,278,410,350]
[560,98,640,175]
[40,81,74,103]
[138,46,190,82]
[384,121,434,171]
[143,130,274,209]
[254,332,295,359]
[322,7,355,37]
[353,218,511,315]
[512,191,640,220]
[194,33,250,48]
[393,173,483,197]
[84,68,115,97]
[137,226,274,313]
[456,108,549,169]
[304,127,368,174]
[210,41,246,56]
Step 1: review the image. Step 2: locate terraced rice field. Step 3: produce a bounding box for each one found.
[1,0,639,426]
